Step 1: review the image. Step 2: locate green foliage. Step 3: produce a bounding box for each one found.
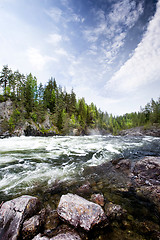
[31,112,37,122]
[8,109,21,132]
[1,65,160,135]
[0,95,5,102]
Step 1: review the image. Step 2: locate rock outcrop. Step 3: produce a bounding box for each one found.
[0,99,13,137]
[57,193,107,231]
[119,126,160,137]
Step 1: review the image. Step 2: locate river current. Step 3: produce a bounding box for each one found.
[0,135,160,198]
[1,135,160,239]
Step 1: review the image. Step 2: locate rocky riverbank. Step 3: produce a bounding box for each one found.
[0,156,160,240]
[119,126,160,137]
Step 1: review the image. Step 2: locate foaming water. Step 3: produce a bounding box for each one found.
[0,135,160,196]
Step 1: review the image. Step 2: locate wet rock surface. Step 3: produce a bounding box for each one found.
[90,193,105,207]
[105,202,127,221]
[0,195,40,240]
[113,156,160,213]
[57,193,107,231]
[22,215,41,240]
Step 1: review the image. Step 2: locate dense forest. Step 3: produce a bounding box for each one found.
[0,65,160,135]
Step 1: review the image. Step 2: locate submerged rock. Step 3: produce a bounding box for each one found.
[133,156,160,212]
[113,156,160,213]
[105,202,127,221]
[43,210,60,236]
[90,193,105,207]
[0,195,40,240]
[22,215,41,240]
[57,193,107,231]
[77,181,91,194]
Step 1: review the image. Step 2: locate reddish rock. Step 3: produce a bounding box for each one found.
[77,181,91,194]
[91,193,105,207]
[57,193,107,231]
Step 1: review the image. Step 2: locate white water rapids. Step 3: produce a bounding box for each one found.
[0,135,160,196]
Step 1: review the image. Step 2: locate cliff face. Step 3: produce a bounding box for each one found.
[0,99,58,138]
[0,99,13,137]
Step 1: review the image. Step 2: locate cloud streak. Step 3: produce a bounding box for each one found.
[83,0,144,65]
[105,0,160,94]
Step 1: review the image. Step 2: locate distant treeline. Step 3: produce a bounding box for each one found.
[0,65,160,135]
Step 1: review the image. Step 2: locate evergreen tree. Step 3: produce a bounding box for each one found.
[0,65,12,96]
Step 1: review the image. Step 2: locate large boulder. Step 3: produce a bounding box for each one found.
[57,193,107,231]
[113,156,160,213]
[132,156,160,212]
[0,195,41,240]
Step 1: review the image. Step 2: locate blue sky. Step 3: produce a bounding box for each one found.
[0,0,160,115]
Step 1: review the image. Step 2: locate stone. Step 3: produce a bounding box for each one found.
[32,233,49,240]
[77,181,91,194]
[132,156,160,212]
[57,193,107,231]
[44,210,60,236]
[21,215,41,240]
[105,202,127,221]
[112,156,160,213]
[50,231,82,240]
[133,156,160,186]
[0,195,41,240]
[114,159,131,173]
[91,194,105,207]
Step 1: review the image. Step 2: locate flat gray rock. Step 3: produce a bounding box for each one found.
[57,193,107,231]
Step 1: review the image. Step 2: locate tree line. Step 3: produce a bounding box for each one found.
[0,65,160,135]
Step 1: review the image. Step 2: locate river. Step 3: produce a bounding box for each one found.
[0,135,160,239]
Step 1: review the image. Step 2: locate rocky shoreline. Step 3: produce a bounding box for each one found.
[0,156,160,240]
[119,126,160,137]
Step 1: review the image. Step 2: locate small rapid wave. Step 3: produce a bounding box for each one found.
[0,135,160,196]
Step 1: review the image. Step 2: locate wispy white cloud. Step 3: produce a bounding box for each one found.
[26,48,57,71]
[46,5,84,25]
[83,0,144,65]
[105,0,160,94]
[47,33,62,45]
[46,7,62,23]
[108,0,144,28]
